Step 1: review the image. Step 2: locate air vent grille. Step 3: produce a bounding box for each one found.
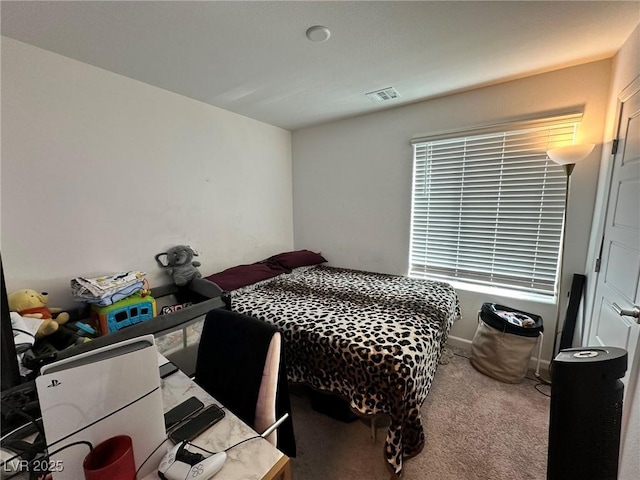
[365,87,400,103]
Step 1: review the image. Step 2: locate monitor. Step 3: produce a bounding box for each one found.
[1,253,22,392]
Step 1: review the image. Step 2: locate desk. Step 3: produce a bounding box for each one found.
[146,360,291,480]
[0,359,289,480]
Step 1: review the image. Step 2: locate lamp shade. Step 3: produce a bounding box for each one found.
[547,144,595,165]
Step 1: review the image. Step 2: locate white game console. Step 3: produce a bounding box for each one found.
[35,335,166,479]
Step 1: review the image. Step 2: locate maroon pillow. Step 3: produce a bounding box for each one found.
[268,250,327,270]
[205,263,285,291]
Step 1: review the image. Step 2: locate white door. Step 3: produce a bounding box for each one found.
[588,79,640,464]
[589,81,640,384]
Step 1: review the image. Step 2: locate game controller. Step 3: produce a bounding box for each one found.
[158,441,226,480]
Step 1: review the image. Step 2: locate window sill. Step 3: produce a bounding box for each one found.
[412,276,557,305]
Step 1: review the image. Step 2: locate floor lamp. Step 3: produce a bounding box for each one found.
[546,143,595,363]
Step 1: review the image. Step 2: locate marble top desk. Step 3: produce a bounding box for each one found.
[145,359,291,480]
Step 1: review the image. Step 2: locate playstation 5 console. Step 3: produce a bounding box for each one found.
[35,335,166,479]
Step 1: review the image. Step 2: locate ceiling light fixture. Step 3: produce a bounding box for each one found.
[306,25,331,42]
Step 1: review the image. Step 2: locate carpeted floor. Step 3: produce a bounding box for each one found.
[288,347,551,480]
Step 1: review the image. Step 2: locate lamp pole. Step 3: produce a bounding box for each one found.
[551,164,574,358]
[542,143,594,384]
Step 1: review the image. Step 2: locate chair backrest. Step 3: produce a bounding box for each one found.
[255,331,281,446]
[194,309,281,446]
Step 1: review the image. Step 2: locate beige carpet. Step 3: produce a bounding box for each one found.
[288,347,551,480]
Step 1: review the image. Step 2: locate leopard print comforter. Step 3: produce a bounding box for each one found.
[231,265,460,477]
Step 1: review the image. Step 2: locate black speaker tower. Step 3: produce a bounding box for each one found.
[547,347,627,480]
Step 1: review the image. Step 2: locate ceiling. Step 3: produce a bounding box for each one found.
[1,1,639,131]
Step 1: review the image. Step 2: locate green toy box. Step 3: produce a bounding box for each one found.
[90,292,156,335]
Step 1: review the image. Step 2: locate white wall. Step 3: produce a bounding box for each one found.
[585,25,640,480]
[1,38,294,307]
[292,60,611,363]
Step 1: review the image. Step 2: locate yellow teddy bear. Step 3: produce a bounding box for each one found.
[7,289,70,339]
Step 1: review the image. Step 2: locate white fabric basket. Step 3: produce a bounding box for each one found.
[470,314,543,384]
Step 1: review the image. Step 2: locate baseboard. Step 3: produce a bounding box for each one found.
[446,335,472,352]
[447,334,551,376]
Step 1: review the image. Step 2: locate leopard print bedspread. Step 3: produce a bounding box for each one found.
[231,265,460,477]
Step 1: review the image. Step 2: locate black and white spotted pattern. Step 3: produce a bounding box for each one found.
[231,266,460,478]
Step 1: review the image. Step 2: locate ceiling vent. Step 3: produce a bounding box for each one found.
[365,87,400,103]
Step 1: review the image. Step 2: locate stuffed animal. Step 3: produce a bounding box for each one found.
[155,245,202,286]
[7,289,70,340]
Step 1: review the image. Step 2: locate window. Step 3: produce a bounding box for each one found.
[409,114,581,297]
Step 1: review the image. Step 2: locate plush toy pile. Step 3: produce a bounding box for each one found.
[8,246,201,354]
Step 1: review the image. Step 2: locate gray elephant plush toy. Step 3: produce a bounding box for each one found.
[155,245,202,286]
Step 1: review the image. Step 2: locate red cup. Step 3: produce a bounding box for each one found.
[83,435,136,480]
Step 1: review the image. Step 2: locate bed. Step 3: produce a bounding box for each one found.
[205,251,460,477]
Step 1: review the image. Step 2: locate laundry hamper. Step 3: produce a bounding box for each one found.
[470,303,544,383]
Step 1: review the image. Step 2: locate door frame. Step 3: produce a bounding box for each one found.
[583,75,640,346]
[582,75,640,462]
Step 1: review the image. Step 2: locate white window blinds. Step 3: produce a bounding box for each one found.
[409,114,581,296]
